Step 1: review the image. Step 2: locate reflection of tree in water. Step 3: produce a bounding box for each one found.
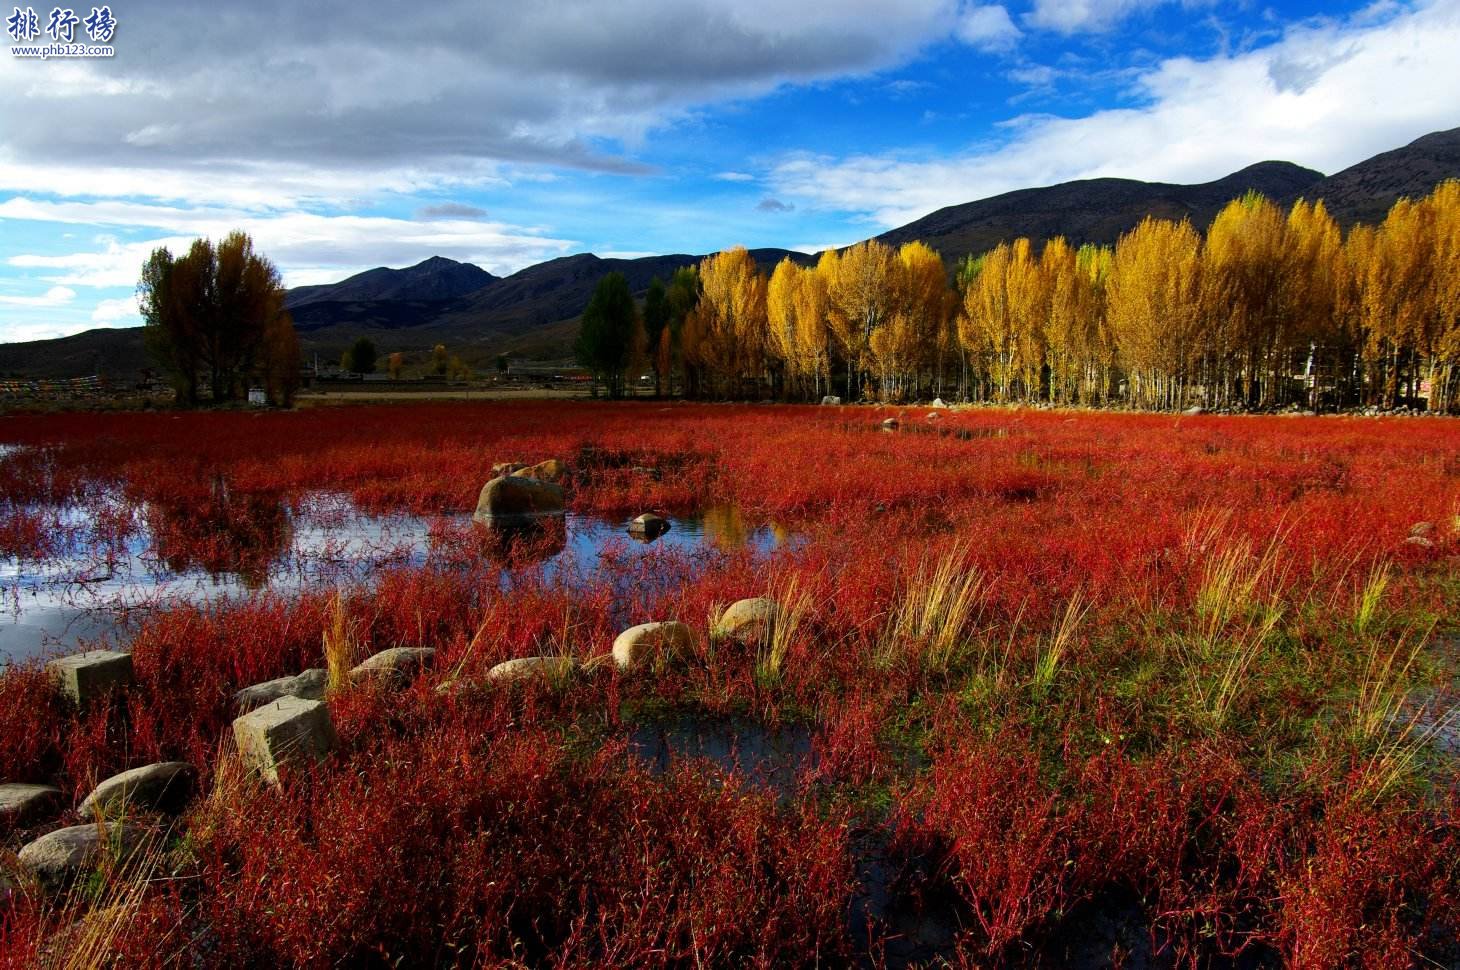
[701,505,749,551]
[146,475,292,589]
[475,517,567,566]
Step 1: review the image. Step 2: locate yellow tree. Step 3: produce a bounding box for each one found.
[1204,192,1291,406]
[1285,199,1343,408]
[1107,217,1206,408]
[692,246,769,396]
[822,240,897,400]
[1043,238,1112,404]
[1429,181,1460,411]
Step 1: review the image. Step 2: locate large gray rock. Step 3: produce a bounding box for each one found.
[713,597,781,643]
[612,621,693,670]
[931,397,949,409]
[233,696,336,786]
[486,656,576,683]
[48,650,133,707]
[0,783,62,827]
[233,668,327,711]
[349,647,435,686]
[77,762,195,818]
[18,823,148,894]
[472,475,566,524]
[879,417,900,431]
[821,396,841,406]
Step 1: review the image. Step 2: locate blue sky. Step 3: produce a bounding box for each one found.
[1,0,1457,342]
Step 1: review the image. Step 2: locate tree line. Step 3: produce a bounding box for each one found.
[577,180,1460,411]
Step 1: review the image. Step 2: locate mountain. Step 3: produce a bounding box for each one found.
[4,127,1458,381]
[285,255,496,308]
[1305,128,1460,225]
[873,161,1325,262]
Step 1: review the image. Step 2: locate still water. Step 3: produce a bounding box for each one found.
[0,494,794,665]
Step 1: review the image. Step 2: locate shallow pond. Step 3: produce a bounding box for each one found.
[0,495,795,665]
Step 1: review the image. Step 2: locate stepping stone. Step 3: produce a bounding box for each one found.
[713,598,781,643]
[234,668,327,711]
[0,783,62,827]
[17,822,148,894]
[77,762,195,818]
[486,656,576,683]
[612,622,693,670]
[47,650,133,707]
[349,647,435,686]
[233,697,337,786]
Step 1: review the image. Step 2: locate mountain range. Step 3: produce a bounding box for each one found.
[3,126,1457,381]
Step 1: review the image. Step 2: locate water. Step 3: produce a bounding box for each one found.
[0,494,794,665]
[627,717,816,798]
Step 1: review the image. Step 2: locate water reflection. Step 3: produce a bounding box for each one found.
[0,495,798,665]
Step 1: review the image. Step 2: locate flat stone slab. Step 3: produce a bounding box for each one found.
[486,656,576,683]
[78,762,195,818]
[234,668,327,711]
[233,696,336,785]
[0,784,62,827]
[47,650,133,707]
[612,621,693,670]
[349,647,435,686]
[628,513,670,539]
[18,822,148,894]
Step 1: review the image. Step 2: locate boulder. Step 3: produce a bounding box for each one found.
[18,823,148,894]
[880,417,900,431]
[486,656,576,683]
[931,397,949,409]
[473,475,566,524]
[612,621,694,670]
[77,762,195,818]
[1410,521,1436,538]
[516,458,568,483]
[47,650,133,708]
[713,597,781,643]
[821,396,841,406]
[1182,406,1204,416]
[233,668,327,711]
[0,784,62,827]
[491,461,526,476]
[349,647,436,686]
[628,513,670,539]
[232,697,336,786]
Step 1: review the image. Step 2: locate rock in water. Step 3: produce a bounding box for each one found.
[612,621,693,670]
[233,669,327,711]
[78,762,195,818]
[628,513,670,539]
[473,475,566,524]
[713,598,781,643]
[349,647,436,686]
[18,823,148,894]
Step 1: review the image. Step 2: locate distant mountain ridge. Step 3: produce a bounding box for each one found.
[3,127,1457,380]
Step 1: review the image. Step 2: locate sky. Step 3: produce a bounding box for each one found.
[0,0,1457,342]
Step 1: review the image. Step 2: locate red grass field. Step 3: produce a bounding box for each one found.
[1,400,1458,967]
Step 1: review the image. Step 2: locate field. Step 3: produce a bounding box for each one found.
[0,400,1458,967]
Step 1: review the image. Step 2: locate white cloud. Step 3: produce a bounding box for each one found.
[91,296,141,324]
[0,199,578,284]
[1025,0,1173,33]
[771,0,1460,227]
[712,171,756,182]
[956,4,1022,51]
[0,285,76,307]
